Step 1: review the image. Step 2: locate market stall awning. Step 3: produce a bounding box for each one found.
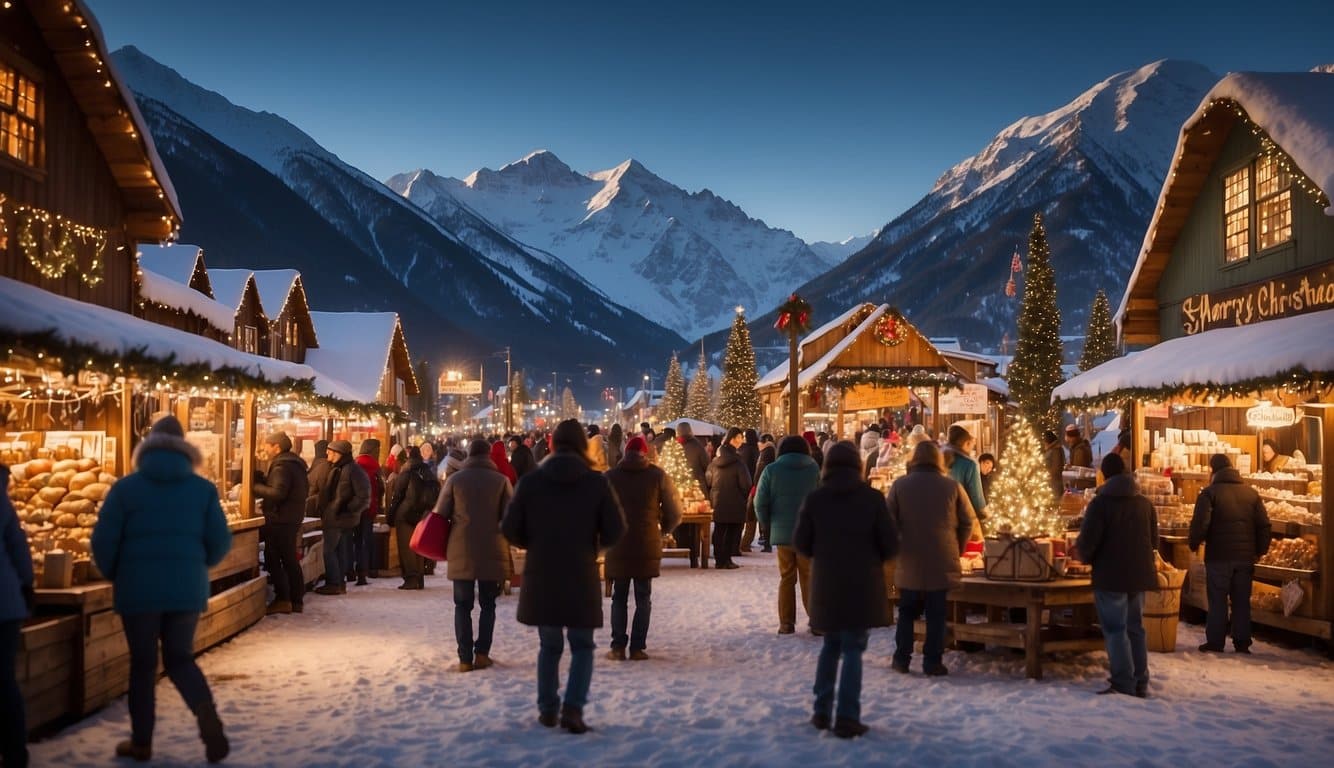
[1053,308,1334,407]
[754,358,790,390]
[0,276,358,401]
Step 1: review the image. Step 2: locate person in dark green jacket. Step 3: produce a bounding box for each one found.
[91,416,232,763]
[755,436,821,634]
[945,425,986,538]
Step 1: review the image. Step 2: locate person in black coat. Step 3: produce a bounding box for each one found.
[745,440,777,552]
[603,436,682,660]
[384,447,440,590]
[793,442,898,739]
[1075,453,1158,697]
[508,436,537,481]
[252,432,309,615]
[502,420,626,734]
[1189,453,1272,654]
[705,427,752,569]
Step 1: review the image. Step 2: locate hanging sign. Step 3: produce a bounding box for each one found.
[1181,261,1334,335]
[842,385,909,411]
[1245,404,1299,429]
[938,383,989,414]
[439,375,482,395]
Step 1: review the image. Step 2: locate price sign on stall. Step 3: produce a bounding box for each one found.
[938,384,988,414]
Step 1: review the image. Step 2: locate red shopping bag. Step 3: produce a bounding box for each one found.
[410,512,450,561]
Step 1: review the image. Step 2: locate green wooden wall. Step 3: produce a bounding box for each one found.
[1157,125,1334,340]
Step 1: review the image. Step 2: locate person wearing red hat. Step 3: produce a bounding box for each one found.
[803,431,824,468]
[602,436,682,660]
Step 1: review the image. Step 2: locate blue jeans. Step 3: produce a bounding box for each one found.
[1205,560,1254,650]
[813,629,868,722]
[350,516,374,575]
[609,577,652,652]
[894,589,947,668]
[453,580,501,663]
[1094,590,1148,694]
[0,619,26,768]
[537,626,595,714]
[122,612,214,746]
[322,527,345,585]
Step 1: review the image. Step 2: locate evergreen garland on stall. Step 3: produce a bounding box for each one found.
[985,414,1063,538]
[660,353,687,422]
[685,348,714,422]
[1078,289,1117,373]
[717,309,762,429]
[1007,212,1065,434]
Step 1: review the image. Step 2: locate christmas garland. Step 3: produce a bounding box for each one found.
[1051,367,1332,412]
[818,367,963,391]
[774,293,812,336]
[872,309,907,347]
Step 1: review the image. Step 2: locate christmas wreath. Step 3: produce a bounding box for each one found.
[774,293,812,336]
[873,310,907,347]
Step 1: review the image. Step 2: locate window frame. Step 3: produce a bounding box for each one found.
[1221,153,1295,266]
[0,49,44,175]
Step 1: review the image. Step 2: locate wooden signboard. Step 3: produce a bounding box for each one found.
[843,385,910,411]
[1181,261,1334,335]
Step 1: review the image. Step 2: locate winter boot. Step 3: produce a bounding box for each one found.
[355,570,369,586]
[314,583,345,596]
[265,600,293,616]
[195,702,229,763]
[833,718,868,739]
[606,647,626,661]
[559,705,590,734]
[115,740,152,761]
[473,653,494,670]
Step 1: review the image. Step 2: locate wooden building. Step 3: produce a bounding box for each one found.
[1,0,180,309]
[1057,71,1334,641]
[207,268,269,355]
[250,269,318,363]
[135,243,232,342]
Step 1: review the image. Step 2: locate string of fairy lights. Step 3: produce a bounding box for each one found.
[1,194,112,287]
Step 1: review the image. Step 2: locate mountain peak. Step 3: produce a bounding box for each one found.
[465,149,580,189]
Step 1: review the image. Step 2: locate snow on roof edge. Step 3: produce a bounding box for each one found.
[138,267,235,332]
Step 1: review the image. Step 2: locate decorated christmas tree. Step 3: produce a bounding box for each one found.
[685,348,714,422]
[560,386,579,420]
[1007,212,1065,434]
[985,415,1063,538]
[717,308,762,429]
[660,353,687,422]
[656,436,701,505]
[1078,289,1116,372]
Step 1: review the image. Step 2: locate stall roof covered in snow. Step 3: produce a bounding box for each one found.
[0,276,356,399]
[249,269,318,347]
[138,244,207,289]
[206,269,260,316]
[1054,308,1334,404]
[754,358,790,390]
[138,267,235,333]
[1118,70,1334,342]
[622,389,664,410]
[305,311,419,403]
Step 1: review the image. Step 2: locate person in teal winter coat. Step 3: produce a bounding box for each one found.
[1,463,34,768]
[754,436,821,634]
[945,425,986,537]
[91,416,232,763]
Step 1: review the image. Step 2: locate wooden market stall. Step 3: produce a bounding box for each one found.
[1055,71,1334,642]
[134,244,233,343]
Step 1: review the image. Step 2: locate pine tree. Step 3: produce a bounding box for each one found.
[1078,289,1116,372]
[717,309,763,429]
[685,348,714,422]
[985,415,1063,538]
[660,353,687,422]
[1007,212,1065,434]
[657,437,702,505]
[560,386,578,420]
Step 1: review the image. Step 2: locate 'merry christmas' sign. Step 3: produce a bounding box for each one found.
[1181,261,1334,335]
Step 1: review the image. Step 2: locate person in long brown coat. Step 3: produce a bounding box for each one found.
[888,440,975,678]
[502,420,625,734]
[435,439,513,672]
[793,441,898,739]
[603,436,682,660]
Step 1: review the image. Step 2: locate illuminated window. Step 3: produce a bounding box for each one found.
[1254,155,1292,251]
[0,60,41,167]
[241,325,258,354]
[1223,166,1249,263]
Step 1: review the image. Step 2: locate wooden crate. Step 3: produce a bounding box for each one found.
[17,615,80,733]
[209,526,260,582]
[300,529,325,587]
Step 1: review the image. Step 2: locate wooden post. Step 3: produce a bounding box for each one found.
[118,385,132,475]
[932,386,941,439]
[1322,408,1333,626]
[1131,401,1146,471]
[241,393,257,519]
[836,387,845,439]
[787,328,800,437]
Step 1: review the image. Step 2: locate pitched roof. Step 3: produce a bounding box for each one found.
[304,311,419,403]
[207,269,259,316]
[250,269,317,347]
[137,244,204,287]
[1117,71,1334,343]
[138,267,234,333]
[23,0,180,240]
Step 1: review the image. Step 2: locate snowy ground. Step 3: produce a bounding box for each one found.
[32,552,1334,767]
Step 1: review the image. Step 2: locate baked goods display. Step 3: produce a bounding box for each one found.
[7,455,118,574]
[1264,500,1322,527]
[1258,538,1319,571]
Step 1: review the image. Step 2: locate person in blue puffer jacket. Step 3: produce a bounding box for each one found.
[1,462,34,768]
[92,415,232,764]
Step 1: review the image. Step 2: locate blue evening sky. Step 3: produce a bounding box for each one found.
[87,0,1333,243]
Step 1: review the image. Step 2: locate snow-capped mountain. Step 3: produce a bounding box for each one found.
[110,46,684,377]
[767,59,1220,353]
[387,151,839,339]
[808,231,880,263]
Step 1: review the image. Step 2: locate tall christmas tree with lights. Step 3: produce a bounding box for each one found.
[717,307,762,429]
[985,415,1063,538]
[685,348,714,422]
[1007,212,1064,434]
[656,437,701,506]
[661,353,687,422]
[560,386,579,420]
[1078,289,1116,372]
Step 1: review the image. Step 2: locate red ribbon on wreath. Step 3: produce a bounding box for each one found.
[873,311,906,347]
[774,293,812,336]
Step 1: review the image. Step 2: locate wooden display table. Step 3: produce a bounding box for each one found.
[677,513,713,568]
[947,576,1103,680]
